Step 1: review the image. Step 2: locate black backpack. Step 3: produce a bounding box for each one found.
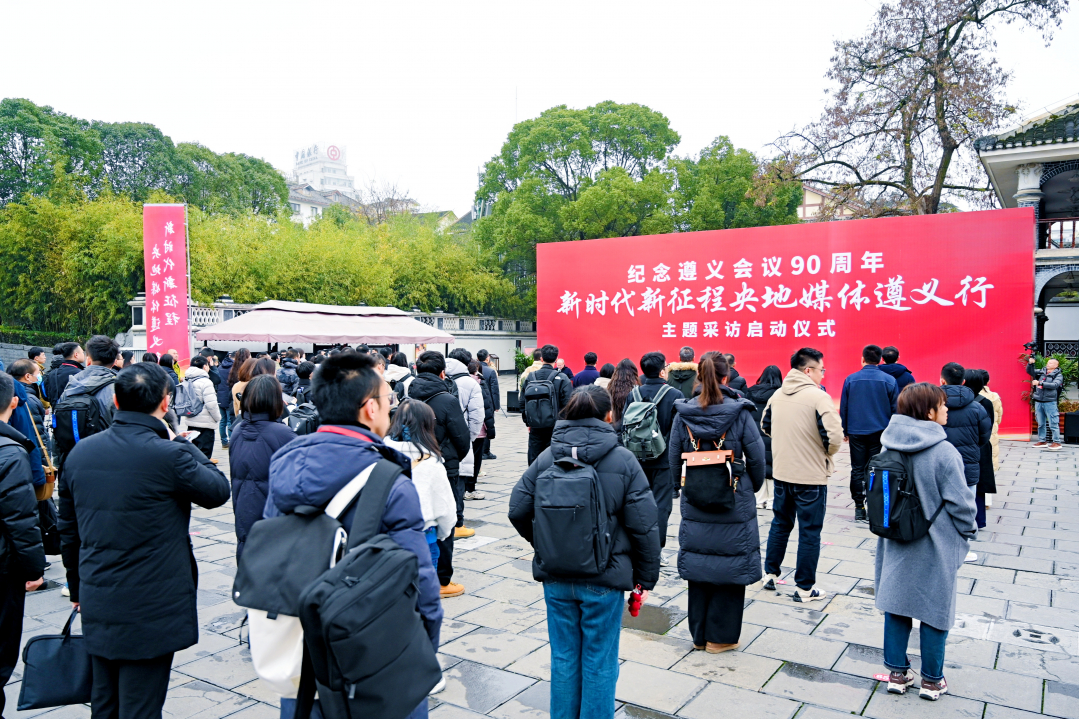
[532,455,614,577]
[524,369,562,429]
[297,460,441,719]
[866,449,944,542]
[288,403,320,435]
[52,380,115,456]
[294,383,311,406]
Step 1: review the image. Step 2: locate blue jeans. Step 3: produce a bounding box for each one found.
[764,481,826,590]
[1035,401,1059,443]
[883,612,948,682]
[426,527,439,567]
[544,582,624,719]
[219,403,235,444]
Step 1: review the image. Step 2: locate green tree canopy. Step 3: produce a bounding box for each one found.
[0,98,288,215]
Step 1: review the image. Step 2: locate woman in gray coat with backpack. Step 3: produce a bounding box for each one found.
[667,352,766,653]
[875,382,976,702]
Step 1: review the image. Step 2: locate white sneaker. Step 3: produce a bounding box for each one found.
[429,676,446,695]
[762,574,779,591]
[464,491,486,500]
[659,555,670,567]
[964,552,978,563]
[792,587,825,603]
[61,584,70,597]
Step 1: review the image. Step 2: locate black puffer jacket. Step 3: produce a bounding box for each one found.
[0,422,46,580]
[974,395,997,494]
[408,373,471,476]
[728,368,748,394]
[229,413,297,558]
[277,358,299,396]
[668,396,766,586]
[746,383,780,479]
[509,418,660,591]
[45,361,83,406]
[941,385,991,487]
[477,374,496,439]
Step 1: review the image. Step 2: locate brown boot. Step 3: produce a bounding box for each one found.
[705,642,738,654]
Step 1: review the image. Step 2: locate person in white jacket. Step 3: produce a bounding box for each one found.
[385,400,457,565]
[446,352,484,501]
[181,356,221,459]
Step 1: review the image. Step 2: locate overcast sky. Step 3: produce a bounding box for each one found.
[3,1,1076,216]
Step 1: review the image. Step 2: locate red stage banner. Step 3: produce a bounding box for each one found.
[538,209,1035,435]
[142,204,191,364]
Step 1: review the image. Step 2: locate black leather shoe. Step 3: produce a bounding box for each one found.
[854,505,868,523]
[482,453,497,460]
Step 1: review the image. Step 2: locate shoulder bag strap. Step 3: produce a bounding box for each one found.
[652,384,671,405]
[345,459,402,549]
[631,386,642,403]
[899,451,946,524]
[26,406,54,472]
[294,644,316,719]
[685,425,699,451]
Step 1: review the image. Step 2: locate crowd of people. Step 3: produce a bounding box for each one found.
[0,331,1053,717]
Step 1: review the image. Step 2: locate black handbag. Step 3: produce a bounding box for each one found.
[681,428,745,513]
[18,608,92,710]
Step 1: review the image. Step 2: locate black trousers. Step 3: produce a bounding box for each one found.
[483,436,493,457]
[465,438,485,492]
[0,575,26,717]
[848,431,883,506]
[527,427,554,465]
[91,652,173,719]
[642,464,673,549]
[437,470,462,586]
[189,426,216,459]
[687,581,745,646]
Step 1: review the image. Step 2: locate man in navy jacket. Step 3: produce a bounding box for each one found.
[265,351,442,718]
[839,345,898,521]
[572,352,601,387]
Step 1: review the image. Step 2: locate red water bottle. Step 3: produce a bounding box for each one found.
[628,585,644,617]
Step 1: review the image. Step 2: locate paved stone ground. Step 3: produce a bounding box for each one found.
[10,402,1079,719]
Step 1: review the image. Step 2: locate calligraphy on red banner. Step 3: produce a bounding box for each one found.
[142,204,190,363]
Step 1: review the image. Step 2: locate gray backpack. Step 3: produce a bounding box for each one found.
[621,385,671,461]
[172,378,206,418]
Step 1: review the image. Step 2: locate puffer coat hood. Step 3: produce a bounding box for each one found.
[215,357,235,406]
[228,413,296,558]
[941,384,991,486]
[408,373,471,473]
[665,362,698,398]
[881,412,949,453]
[669,397,766,586]
[509,418,660,591]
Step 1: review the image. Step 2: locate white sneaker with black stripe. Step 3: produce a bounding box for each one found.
[762,574,779,591]
[792,587,825,603]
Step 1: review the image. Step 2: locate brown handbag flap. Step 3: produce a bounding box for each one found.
[681,426,733,464]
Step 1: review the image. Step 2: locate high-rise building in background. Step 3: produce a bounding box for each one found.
[290,142,356,198]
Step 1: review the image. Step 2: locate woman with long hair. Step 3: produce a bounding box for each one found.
[229,374,296,558]
[509,385,659,719]
[747,365,784,509]
[668,352,766,654]
[384,400,457,574]
[594,363,615,390]
[231,357,259,416]
[606,358,640,432]
[229,348,252,387]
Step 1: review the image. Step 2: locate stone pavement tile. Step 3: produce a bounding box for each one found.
[441,618,482,643]
[997,644,1079,684]
[469,523,519,539]
[520,620,548,641]
[1054,563,1079,579]
[1015,572,1079,592]
[618,628,694,669]
[676,680,799,719]
[1008,601,1079,631]
[970,540,1020,557]
[438,660,537,714]
[200,604,247,634]
[761,663,874,713]
[174,631,240,667]
[741,602,825,635]
[197,570,237,594]
[222,704,277,719]
[832,643,891,680]
[192,542,235,563]
[441,627,546,669]
[234,678,279,704]
[505,644,550,681]
[453,567,510,592]
[615,704,677,719]
[972,579,1051,605]
[474,578,545,607]
[862,685,985,718]
[454,551,515,573]
[1044,680,1079,719]
[1053,590,1079,610]
[455,600,546,634]
[982,705,1045,719]
[954,593,1007,618]
[820,593,878,620]
[440,653,464,671]
[957,564,1016,583]
[744,627,846,670]
[812,614,882,648]
[430,704,490,719]
[794,706,853,719]
[820,545,875,563]
[453,535,502,552]
[614,661,705,714]
[24,587,74,618]
[488,680,550,719]
[827,561,877,580]
[938,662,1043,712]
[850,579,876,600]
[991,533,1053,550]
[622,604,687,635]
[161,679,253,719]
[670,648,782,690]
[985,555,1055,574]
[487,559,537,583]
[661,591,688,613]
[475,539,534,559]
[806,572,860,595]
[442,596,495,621]
[177,644,258,690]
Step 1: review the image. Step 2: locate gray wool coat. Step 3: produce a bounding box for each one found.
[874,414,977,630]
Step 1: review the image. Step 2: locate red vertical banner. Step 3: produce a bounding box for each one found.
[142,204,191,364]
